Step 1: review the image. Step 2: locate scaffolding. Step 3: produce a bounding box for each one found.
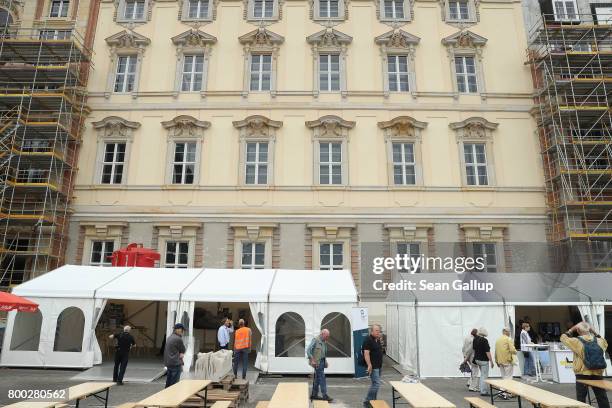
[527,12,612,271]
[0,25,91,288]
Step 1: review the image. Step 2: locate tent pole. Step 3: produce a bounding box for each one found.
[415,300,420,378]
[154,301,160,348]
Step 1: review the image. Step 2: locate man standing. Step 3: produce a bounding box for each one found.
[363,324,383,408]
[463,328,479,392]
[520,322,536,377]
[307,329,333,402]
[561,322,609,408]
[495,327,517,399]
[164,323,186,388]
[109,325,135,385]
[473,327,494,397]
[232,319,252,379]
[217,318,234,350]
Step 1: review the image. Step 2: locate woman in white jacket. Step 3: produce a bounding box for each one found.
[463,328,480,392]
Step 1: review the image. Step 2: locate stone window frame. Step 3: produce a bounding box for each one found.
[80,223,127,266]
[306,115,355,188]
[171,29,217,98]
[239,28,285,97]
[450,116,499,188]
[378,116,427,188]
[306,29,352,98]
[308,225,354,270]
[179,0,216,22]
[375,29,420,98]
[91,116,141,186]
[384,224,431,273]
[376,0,413,22]
[441,30,487,99]
[243,0,283,21]
[155,223,201,268]
[161,115,211,186]
[104,30,151,99]
[1,1,20,35]
[230,224,277,269]
[310,0,349,21]
[460,224,507,272]
[47,0,71,19]
[114,0,152,24]
[440,0,479,26]
[233,115,282,187]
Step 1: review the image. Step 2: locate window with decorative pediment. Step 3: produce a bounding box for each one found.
[105,30,150,98]
[450,117,499,187]
[440,0,479,26]
[233,115,282,186]
[378,116,427,186]
[375,30,420,97]
[171,29,217,97]
[80,223,127,266]
[161,115,210,186]
[155,223,201,268]
[306,115,355,186]
[384,224,431,273]
[306,29,352,97]
[308,225,354,270]
[460,224,507,272]
[114,0,152,24]
[230,224,277,268]
[442,30,487,98]
[92,116,140,185]
[239,28,284,97]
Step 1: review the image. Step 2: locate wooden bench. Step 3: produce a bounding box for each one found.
[486,379,590,408]
[465,397,495,408]
[210,402,232,408]
[116,403,138,408]
[2,402,68,408]
[390,381,456,408]
[255,402,269,408]
[66,381,116,408]
[135,379,212,407]
[370,401,391,408]
[313,400,331,407]
[268,382,309,408]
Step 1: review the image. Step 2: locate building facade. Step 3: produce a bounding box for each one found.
[67,0,548,322]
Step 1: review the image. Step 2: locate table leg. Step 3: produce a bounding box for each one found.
[490,385,494,405]
[518,395,522,408]
[76,398,80,408]
[587,388,592,406]
[393,387,396,408]
[105,387,109,408]
[205,387,208,407]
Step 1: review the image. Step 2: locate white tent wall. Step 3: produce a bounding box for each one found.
[314,303,355,373]
[385,303,418,375]
[250,302,268,372]
[267,303,315,373]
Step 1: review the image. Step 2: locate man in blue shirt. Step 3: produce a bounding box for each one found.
[217,318,234,350]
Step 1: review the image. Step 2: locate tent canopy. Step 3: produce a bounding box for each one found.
[269,269,357,303]
[182,268,276,302]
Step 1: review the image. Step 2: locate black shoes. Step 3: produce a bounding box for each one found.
[322,395,333,402]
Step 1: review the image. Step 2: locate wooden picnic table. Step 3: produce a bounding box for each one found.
[267,382,309,408]
[67,382,115,408]
[389,381,456,408]
[135,379,212,408]
[486,379,591,408]
[2,402,67,408]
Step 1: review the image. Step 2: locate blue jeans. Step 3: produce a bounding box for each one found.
[233,348,249,379]
[165,365,182,388]
[523,351,536,376]
[312,358,327,397]
[364,368,382,406]
[475,360,490,396]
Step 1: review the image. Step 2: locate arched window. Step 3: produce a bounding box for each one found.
[275,312,305,357]
[10,310,42,351]
[54,307,85,352]
[0,8,13,38]
[321,312,351,357]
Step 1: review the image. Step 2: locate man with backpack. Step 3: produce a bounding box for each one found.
[561,322,609,408]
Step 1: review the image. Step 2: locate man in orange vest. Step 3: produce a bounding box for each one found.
[232,319,252,379]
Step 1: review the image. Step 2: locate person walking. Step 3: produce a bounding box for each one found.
[164,323,186,388]
[495,327,517,399]
[109,325,136,385]
[463,328,480,392]
[473,327,494,397]
[520,322,536,377]
[363,324,383,408]
[561,322,610,408]
[232,319,252,379]
[217,318,234,350]
[307,329,333,402]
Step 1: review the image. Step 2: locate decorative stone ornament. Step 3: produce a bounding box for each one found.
[450,117,498,140]
[306,115,355,139]
[233,115,283,139]
[161,115,211,139]
[378,116,427,140]
[92,116,141,140]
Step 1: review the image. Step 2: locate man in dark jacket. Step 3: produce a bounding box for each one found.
[109,325,136,385]
[164,323,186,388]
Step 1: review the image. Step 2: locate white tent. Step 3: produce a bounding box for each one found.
[1,266,358,374]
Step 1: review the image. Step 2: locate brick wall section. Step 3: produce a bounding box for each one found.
[226,227,234,268]
[503,228,513,272]
[427,227,436,257]
[151,227,160,267]
[272,227,280,268]
[120,225,129,249]
[351,228,359,289]
[195,225,204,267]
[304,228,312,270]
[75,226,85,264]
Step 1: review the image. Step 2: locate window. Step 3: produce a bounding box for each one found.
[397,242,421,273]
[123,0,145,20]
[275,312,305,357]
[250,54,272,92]
[319,0,339,17]
[49,0,69,17]
[114,55,137,93]
[455,56,478,93]
[388,55,409,92]
[165,241,189,268]
[90,241,114,266]
[253,0,274,18]
[10,310,42,351]
[464,143,488,186]
[54,307,85,352]
[241,242,265,269]
[172,142,197,185]
[101,142,125,184]
[384,0,404,19]
[319,142,342,185]
[392,143,416,185]
[181,55,204,92]
[553,0,578,21]
[473,242,497,272]
[319,54,340,92]
[591,241,612,270]
[321,313,351,357]
[39,29,71,40]
[245,142,268,185]
[319,242,343,270]
[188,0,209,18]
[448,0,469,20]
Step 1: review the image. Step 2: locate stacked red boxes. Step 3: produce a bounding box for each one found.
[110,243,161,267]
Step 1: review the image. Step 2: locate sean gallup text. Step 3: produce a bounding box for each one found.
[372,279,495,293]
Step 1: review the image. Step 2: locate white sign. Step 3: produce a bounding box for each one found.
[351,307,369,331]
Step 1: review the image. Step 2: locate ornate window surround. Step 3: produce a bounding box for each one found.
[440,0,479,27]
[80,222,127,265]
[460,223,507,272]
[306,28,352,98]
[114,0,153,25]
[307,224,355,270]
[105,30,151,99]
[243,0,282,21]
[375,29,420,98]
[310,0,349,21]
[384,223,431,271]
[450,116,499,188]
[178,0,216,23]
[91,116,141,185]
[238,28,285,97]
[230,223,277,268]
[155,223,201,268]
[376,0,413,23]
[232,115,282,187]
[378,116,427,187]
[441,30,487,99]
[171,29,217,98]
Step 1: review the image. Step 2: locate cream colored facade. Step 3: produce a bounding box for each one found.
[67,0,548,320]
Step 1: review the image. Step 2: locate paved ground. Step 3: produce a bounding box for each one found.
[0,363,584,408]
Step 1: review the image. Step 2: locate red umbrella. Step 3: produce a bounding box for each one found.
[0,291,38,312]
